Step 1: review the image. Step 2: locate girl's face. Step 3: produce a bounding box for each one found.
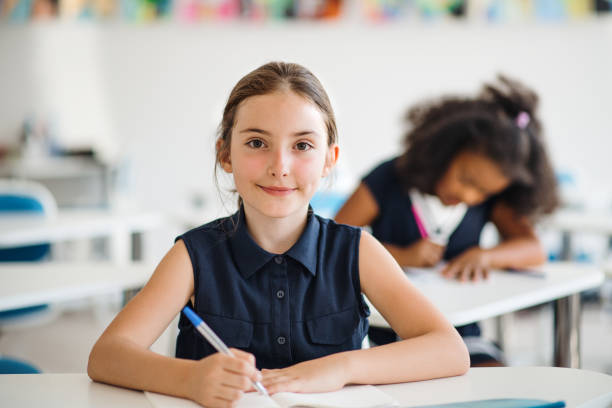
[435,150,510,206]
[221,90,338,219]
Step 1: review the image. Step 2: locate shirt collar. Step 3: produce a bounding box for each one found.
[285,208,319,276]
[228,207,319,279]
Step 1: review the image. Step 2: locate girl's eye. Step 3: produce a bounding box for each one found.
[247,139,264,149]
[460,174,488,194]
[296,142,313,151]
[458,173,474,186]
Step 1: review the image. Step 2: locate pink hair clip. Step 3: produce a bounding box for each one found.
[516,111,530,129]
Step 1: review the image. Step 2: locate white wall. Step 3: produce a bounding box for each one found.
[1,19,612,216]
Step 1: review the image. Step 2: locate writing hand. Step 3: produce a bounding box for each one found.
[441,247,491,282]
[407,239,445,267]
[188,348,260,408]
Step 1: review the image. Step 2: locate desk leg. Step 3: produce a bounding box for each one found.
[119,232,146,306]
[494,314,511,353]
[553,293,581,368]
[131,232,143,261]
[110,226,130,265]
[560,230,572,261]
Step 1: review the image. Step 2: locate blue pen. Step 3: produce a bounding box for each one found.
[182,306,269,397]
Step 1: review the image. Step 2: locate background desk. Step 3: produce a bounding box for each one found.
[0,208,165,264]
[2,368,611,407]
[367,263,604,368]
[0,262,154,312]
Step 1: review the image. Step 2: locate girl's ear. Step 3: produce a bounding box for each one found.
[322,144,339,178]
[216,138,233,173]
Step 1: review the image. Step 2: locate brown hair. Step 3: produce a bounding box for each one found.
[396,75,559,219]
[215,61,337,169]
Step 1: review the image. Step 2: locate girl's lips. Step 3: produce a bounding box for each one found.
[259,185,297,196]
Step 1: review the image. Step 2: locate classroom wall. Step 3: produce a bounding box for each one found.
[1,19,612,218]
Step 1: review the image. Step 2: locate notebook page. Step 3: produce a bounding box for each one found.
[238,392,282,407]
[145,390,281,408]
[272,385,398,408]
[403,265,446,284]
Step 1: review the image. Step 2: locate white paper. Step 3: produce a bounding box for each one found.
[145,385,397,408]
[271,385,398,408]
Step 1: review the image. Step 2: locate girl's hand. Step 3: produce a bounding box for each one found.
[261,355,349,395]
[188,348,261,408]
[441,247,491,282]
[405,239,445,267]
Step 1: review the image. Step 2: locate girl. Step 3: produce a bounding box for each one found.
[335,75,559,366]
[88,62,469,408]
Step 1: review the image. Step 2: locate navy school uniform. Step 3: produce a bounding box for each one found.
[362,158,501,364]
[175,208,370,370]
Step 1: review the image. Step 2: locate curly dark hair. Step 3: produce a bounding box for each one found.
[395,75,559,219]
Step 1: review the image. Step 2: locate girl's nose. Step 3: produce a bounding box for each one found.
[461,188,484,206]
[268,149,289,178]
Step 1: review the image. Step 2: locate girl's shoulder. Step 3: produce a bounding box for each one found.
[175,213,238,247]
[363,157,400,181]
[362,157,404,203]
[315,212,360,232]
[314,212,362,245]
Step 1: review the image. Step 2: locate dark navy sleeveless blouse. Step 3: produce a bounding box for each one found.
[175,208,370,369]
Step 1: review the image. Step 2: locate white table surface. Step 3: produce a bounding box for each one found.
[0,373,151,408]
[0,208,165,248]
[0,262,154,312]
[2,368,611,407]
[368,262,604,328]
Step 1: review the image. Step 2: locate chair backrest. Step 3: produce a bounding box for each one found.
[0,179,58,261]
[310,190,348,219]
[0,356,41,374]
[0,179,57,215]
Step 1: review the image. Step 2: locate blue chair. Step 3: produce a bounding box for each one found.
[0,179,58,373]
[0,356,41,374]
[310,190,348,219]
[0,186,53,262]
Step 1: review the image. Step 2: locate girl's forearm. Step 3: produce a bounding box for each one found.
[341,329,469,385]
[383,243,416,267]
[88,336,196,399]
[382,243,406,266]
[484,237,546,270]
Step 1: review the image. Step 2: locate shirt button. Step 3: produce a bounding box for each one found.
[276,290,285,299]
[277,336,286,345]
[274,256,283,264]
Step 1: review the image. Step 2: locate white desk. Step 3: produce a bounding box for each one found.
[367,263,604,368]
[0,262,154,312]
[2,369,611,407]
[0,208,165,263]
